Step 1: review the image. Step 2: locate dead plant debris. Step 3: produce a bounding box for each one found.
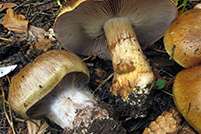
[0,0,200,134]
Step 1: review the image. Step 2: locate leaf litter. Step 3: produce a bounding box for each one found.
[0,0,200,134]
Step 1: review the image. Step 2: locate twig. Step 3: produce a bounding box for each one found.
[82,56,92,61]
[165,77,175,87]
[0,37,13,42]
[30,0,53,6]
[1,77,16,134]
[161,69,174,78]
[14,118,25,123]
[151,47,167,53]
[13,0,52,10]
[6,75,11,85]
[13,1,29,10]
[160,90,173,97]
[0,82,9,105]
[128,118,144,132]
[9,106,15,134]
[2,94,16,134]
[94,73,114,93]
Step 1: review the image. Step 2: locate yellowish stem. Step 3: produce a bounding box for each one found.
[104,17,155,101]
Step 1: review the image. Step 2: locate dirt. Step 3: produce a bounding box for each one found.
[0,0,200,134]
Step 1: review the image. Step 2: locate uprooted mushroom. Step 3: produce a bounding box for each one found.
[54,0,177,111]
[8,50,126,133]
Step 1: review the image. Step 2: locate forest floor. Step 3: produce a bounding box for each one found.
[0,0,200,134]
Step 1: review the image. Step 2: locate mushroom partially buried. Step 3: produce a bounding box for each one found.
[173,65,201,133]
[8,50,126,133]
[164,9,201,68]
[54,0,177,105]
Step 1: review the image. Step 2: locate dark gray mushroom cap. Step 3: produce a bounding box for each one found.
[54,0,177,59]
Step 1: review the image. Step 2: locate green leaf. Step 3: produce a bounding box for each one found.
[155,80,166,89]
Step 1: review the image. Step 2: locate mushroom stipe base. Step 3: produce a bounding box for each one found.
[64,102,126,134]
[108,87,155,119]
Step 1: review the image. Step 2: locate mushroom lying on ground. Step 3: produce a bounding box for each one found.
[8,50,126,133]
[173,65,201,133]
[164,9,201,68]
[164,8,201,133]
[54,0,177,106]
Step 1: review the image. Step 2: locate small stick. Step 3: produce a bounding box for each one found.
[161,90,173,97]
[0,82,9,105]
[94,73,114,93]
[151,47,167,53]
[161,69,174,78]
[82,55,92,61]
[1,83,16,134]
[9,106,16,134]
[0,37,13,42]
[6,75,11,85]
[165,77,175,87]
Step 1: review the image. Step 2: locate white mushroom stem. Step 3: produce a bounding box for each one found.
[45,86,104,129]
[103,17,155,101]
[27,74,109,130]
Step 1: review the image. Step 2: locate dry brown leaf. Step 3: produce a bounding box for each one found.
[0,3,17,12]
[2,8,28,33]
[27,119,49,134]
[33,38,55,51]
[28,25,46,42]
[153,68,166,80]
[178,123,197,134]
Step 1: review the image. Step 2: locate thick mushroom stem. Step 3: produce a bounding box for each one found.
[8,50,126,133]
[26,73,125,133]
[103,17,155,101]
[27,73,110,131]
[40,87,104,130]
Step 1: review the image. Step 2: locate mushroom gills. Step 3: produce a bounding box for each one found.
[26,72,108,130]
[53,0,177,118]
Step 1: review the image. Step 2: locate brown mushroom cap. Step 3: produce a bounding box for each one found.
[8,50,89,119]
[164,9,201,68]
[173,65,201,133]
[54,0,177,59]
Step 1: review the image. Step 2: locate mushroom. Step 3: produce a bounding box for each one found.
[54,0,177,104]
[164,9,201,68]
[164,8,201,133]
[173,65,201,133]
[8,50,126,133]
